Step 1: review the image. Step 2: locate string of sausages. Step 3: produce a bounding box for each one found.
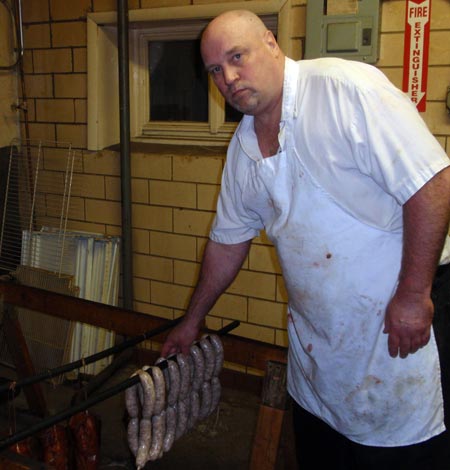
[125,334,224,469]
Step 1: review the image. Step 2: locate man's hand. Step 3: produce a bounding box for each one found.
[384,167,450,359]
[383,290,433,358]
[160,239,251,358]
[161,317,202,357]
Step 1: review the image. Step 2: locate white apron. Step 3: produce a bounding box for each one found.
[241,143,445,446]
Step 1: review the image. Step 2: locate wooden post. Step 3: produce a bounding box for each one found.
[250,360,287,470]
[1,300,48,417]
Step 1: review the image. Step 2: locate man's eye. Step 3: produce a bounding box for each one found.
[210,66,221,75]
[234,53,241,61]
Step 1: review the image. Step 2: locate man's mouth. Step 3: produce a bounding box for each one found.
[231,88,247,100]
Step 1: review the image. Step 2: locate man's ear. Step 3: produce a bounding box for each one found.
[264,30,280,57]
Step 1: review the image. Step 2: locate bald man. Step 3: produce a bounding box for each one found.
[162,10,450,470]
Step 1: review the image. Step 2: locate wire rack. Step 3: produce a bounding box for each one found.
[0,139,78,275]
[0,139,119,377]
[0,139,80,376]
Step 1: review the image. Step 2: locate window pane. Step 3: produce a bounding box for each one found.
[225,102,243,123]
[149,40,208,122]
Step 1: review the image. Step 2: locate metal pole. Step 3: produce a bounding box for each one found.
[0,317,183,394]
[0,321,240,451]
[117,0,133,310]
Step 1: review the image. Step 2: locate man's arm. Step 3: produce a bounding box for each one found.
[161,238,251,356]
[384,166,450,358]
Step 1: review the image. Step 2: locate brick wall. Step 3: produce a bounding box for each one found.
[18,0,450,354]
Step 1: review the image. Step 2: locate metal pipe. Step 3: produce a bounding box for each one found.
[0,321,240,451]
[0,317,183,394]
[70,348,134,406]
[117,0,133,310]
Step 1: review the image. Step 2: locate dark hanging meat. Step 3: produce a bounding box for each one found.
[40,424,70,470]
[9,436,41,461]
[69,411,101,470]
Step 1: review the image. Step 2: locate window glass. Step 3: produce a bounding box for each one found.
[225,102,243,123]
[148,40,208,122]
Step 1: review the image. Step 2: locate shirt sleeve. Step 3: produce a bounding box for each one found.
[209,137,263,245]
[351,75,450,205]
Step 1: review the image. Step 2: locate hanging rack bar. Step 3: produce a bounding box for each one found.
[0,281,287,371]
[0,321,240,452]
[0,317,183,395]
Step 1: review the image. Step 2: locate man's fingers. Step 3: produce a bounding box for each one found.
[399,337,412,359]
[387,333,400,358]
[421,331,431,347]
[387,329,431,358]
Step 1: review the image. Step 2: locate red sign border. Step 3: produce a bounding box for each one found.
[402,0,431,112]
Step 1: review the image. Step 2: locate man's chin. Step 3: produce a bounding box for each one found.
[229,100,257,115]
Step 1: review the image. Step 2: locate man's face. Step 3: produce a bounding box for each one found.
[201,21,281,117]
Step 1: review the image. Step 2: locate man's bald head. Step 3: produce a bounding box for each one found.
[200,9,284,118]
[201,10,268,51]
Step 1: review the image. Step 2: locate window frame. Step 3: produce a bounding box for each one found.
[87,1,290,150]
[131,22,238,145]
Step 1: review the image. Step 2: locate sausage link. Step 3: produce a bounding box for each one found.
[175,399,189,440]
[210,376,221,413]
[198,380,212,420]
[187,390,200,430]
[176,353,191,401]
[136,418,151,470]
[167,358,181,406]
[208,334,224,377]
[155,356,170,397]
[137,369,156,419]
[125,372,140,418]
[148,411,166,461]
[163,405,177,453]
[199,337,215,382]
[150,366,166,415]
[127,417,139,457]
[189,344,205,392]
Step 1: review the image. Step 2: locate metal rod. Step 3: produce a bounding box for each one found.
[117,0,133,311]
[70,348,134,406]
[0,317,182,394]
[0,321,240,452]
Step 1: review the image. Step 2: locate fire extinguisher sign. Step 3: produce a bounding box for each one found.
[402,0,431,112]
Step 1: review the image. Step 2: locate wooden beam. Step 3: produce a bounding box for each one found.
[0,280,287,372]
[250,361,288,470]
[1,301,48,417]
[250,406,285,470]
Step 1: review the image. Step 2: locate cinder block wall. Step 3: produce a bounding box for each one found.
[18,0,450,355]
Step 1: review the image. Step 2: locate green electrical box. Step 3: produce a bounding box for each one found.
[305,0,380,64]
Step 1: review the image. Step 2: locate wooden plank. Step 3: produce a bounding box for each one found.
[250,405,285,470]
[1,302,48,417]
[250,361,288,470]
[0,280,287,372]
[261,360,287,408]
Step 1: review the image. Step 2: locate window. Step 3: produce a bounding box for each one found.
[130,17,269,145]
[147,39,242,124]
[87,1,289,150]
[148,39,209,122]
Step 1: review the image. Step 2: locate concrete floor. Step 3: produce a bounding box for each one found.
[0,362,295,470]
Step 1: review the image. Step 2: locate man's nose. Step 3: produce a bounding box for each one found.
[223,66,238,85]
